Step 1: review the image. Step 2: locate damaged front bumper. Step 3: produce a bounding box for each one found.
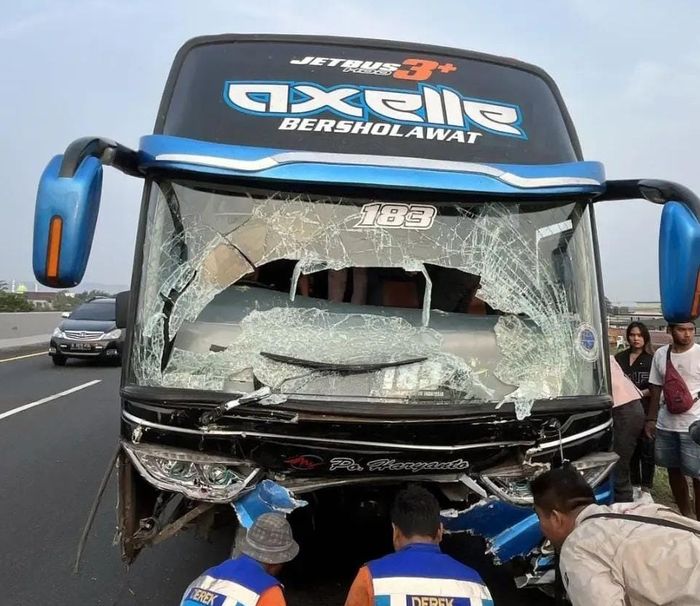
[117,392,616,581]
[119,434,616,580]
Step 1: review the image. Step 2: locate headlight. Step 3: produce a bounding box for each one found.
[103,328,122,339]
[571,452,620,488]
[479,463,533,505]
[122,442,260,503]
[52,327,65,338]
[480,452,619,505]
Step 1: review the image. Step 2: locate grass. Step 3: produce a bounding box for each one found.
[651,467,676,509]
[651,467,698,515]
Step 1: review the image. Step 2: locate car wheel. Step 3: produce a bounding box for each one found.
[52,355,67,366]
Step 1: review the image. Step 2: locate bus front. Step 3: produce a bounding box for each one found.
[32,35,700,590]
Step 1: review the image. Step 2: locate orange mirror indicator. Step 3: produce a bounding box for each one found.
[692,270,700,318]
[46,215,63,281]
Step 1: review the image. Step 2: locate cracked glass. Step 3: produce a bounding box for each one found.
[131,181,606,418]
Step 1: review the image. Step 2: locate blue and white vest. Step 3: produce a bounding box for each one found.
[181,554,280,606]
[367,543,493,606]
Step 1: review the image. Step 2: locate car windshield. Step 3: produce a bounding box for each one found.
[130,180,607,418]
[70,302,115,321]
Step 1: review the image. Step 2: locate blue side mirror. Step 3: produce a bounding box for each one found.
[33,155,102,288]
[659,200,700,323]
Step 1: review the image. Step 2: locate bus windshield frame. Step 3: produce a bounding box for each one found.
[126,178,608,419]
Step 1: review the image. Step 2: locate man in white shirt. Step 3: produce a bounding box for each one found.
[646,321,700,519]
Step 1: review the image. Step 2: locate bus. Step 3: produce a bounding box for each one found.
[32,35,700,593]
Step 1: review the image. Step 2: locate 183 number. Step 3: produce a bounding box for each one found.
[355,203,437,230]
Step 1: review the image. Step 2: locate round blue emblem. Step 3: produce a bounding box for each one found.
[575,323,599,361]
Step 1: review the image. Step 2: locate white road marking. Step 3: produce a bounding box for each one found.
[0,380,102,421]
[0,352,46,363]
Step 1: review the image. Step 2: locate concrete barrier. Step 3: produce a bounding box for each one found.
[0,312,62,350]
[0,312,63,339]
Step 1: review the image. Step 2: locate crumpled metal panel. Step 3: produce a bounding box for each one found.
[442,498,541,564]
[232,479,308,529]
[441,479,614,564]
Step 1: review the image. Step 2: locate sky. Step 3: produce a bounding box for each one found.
[1,0,699,301]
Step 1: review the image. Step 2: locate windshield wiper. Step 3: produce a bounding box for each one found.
[199,386,287,426]
[259,352,427,372]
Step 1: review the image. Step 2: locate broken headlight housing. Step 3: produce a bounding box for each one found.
[480,452,618,506]
[122,442,261,503]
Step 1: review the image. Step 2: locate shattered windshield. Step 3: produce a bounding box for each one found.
[131,180,606,418]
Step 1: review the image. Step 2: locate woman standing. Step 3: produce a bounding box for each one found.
[615,321,655,493]
[609,356,646,501]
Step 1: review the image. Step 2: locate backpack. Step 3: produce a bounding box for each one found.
[663,347,698,414]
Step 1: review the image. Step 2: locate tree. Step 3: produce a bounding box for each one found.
[0,292,32,312]
[76,289,112,303]
[52,291,77,311]
[51,289,114,311]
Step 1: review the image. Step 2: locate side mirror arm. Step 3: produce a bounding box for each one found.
[601,180,700,324]
[596,179,700,220]
[59,137,142,178]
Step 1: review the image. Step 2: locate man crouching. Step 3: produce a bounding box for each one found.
[531,465,700,606]
[344,484,493,606]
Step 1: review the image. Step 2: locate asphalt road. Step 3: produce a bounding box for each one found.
[0,348,552,605]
